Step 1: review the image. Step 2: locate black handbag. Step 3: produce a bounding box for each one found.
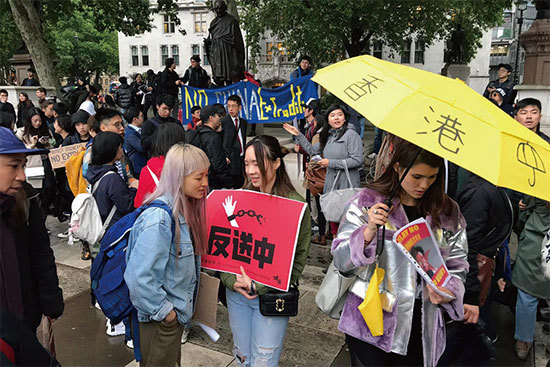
[259,284,299,317]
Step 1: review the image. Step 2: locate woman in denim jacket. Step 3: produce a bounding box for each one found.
[125,143,209,366]
[332,138,468,367]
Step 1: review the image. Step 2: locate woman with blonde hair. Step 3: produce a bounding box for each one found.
[125,143,210,366]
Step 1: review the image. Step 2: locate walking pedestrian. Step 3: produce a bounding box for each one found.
[221,135,311,366]
[125,143,209,366]
[332,138,468,366]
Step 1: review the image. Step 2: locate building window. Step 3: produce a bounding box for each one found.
[161,45,169,66]
[265,41,286,62]
[373,41,383,59]
[400,40,411,63]
[171,45,179,66]
[191,44,200,56]
[490,45,509,57]
[141,46,149,66]
[131,46,139,66]
[164,15,175,34]
[194,13,207,33]
[414,42,425,64]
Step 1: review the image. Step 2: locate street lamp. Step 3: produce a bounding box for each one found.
[74,34,80,78]
[513,0,528,84]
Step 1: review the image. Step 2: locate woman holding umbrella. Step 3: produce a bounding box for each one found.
[283,103,363,236]
[331,137,468,366]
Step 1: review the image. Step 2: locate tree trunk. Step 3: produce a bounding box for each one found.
[8,0,63,99]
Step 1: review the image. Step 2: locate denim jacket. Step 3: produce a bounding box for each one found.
[125,195,201,325]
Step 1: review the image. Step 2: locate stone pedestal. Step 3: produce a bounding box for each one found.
[515,84,550,135]
[441,64,471,84]
[520,18,550,85]
[8,52,33,86]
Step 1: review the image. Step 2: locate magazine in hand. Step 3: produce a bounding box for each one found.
[392,218,455,300]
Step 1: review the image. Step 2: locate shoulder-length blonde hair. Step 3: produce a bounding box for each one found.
[144,143,210,254]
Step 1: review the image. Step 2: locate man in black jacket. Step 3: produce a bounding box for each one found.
[0,89,15,119]
[182,55,210,88]
[198,105,230,189]
[140,94,181,156]
[115,76,135,115]
[439,172,513,366]
[160,57,182,118]
[222,95,247,188]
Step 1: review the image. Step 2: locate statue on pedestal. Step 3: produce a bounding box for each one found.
[204,0,245,86]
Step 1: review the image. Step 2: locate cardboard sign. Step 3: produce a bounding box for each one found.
[202,190,307,292]
[192,272,220,330]
[48,143,86,169]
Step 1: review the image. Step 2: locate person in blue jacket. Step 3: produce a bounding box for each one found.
[125,143,210,366]
[123,107,147,179]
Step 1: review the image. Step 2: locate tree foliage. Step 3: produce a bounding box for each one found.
[0,2,21,84]
[238,0,512,69]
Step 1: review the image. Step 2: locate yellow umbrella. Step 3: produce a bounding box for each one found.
[312,55,550,202]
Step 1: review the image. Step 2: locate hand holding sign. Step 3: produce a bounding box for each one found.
[234,266,257,300]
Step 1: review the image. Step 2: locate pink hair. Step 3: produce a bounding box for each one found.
[144,143,210,255]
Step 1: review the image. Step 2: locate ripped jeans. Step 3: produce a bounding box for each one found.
[226,289,289,366]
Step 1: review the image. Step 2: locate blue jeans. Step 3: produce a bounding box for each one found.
[226,288,289,366]
[515,288,539,343]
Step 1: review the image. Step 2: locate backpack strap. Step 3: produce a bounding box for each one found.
[92,171,116,194]
[147,166,159,185]
[92,171,118,233]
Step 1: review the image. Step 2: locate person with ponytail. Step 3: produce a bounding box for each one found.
[125,143,210,366]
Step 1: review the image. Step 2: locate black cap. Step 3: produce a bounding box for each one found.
[71,110,90,125]
[497,63,512,72]
[200,105,219,122]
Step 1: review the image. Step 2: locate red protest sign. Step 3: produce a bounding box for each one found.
[202,190,307,291]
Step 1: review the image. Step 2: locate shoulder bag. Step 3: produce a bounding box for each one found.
[259,283,299,317]
[319,160,362,222]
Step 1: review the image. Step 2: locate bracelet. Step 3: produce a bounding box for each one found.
[248,281,256,296]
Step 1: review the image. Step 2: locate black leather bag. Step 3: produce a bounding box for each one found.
[259,284,299,317]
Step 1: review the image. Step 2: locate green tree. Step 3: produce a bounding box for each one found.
[238,0,512,70]
[7,0,176,95]
[0,5,21,84]
[44,9,119,83]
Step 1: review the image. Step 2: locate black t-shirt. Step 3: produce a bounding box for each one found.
[403,204,422,222]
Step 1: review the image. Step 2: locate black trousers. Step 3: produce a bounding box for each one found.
[347,300,423,366]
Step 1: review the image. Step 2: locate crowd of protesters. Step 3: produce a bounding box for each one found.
[0,55,549,367]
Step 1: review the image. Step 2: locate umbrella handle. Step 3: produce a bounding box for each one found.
[528,168,536,187]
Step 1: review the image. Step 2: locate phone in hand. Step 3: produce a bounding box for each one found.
[311,155,322,162]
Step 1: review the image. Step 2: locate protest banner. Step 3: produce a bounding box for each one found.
[180,75,318,125]
[392,218,454,299]
[202,190,307,291]
[48,143,86,169]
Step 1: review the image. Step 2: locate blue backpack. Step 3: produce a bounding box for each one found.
[90,200,173,361]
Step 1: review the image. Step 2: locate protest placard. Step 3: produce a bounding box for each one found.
[48,143,86,169]
[393,218,454,299]
[202,190,307,292]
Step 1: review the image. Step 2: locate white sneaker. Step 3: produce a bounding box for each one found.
[181,328,189,344]
[106,319,125,336]
[126,339,134,349]
[367,152,377,159]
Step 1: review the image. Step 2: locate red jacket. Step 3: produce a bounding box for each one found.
[134,156,165,208]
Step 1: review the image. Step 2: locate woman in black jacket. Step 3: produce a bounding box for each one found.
[16,92,34,128]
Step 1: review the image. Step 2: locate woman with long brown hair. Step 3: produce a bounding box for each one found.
[332,137,468,366]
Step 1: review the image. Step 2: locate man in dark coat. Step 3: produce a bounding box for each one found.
[290,55,314,80]
[197,105,231,189]
[483,63,516,106]
[115,76,135,114]
[0,127,64,332]
[182,55,210,88]
[204,0,245,86]
[0,89,16,119]
[123,107,147,179]
[21,67,40,87]
[140,94,181,155]
[222,95,247,188]
[160,57,181,99]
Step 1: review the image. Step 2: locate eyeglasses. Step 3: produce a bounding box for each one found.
[110,122,124,129]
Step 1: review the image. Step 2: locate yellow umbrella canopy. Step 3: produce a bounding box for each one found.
[312,55,550,202]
